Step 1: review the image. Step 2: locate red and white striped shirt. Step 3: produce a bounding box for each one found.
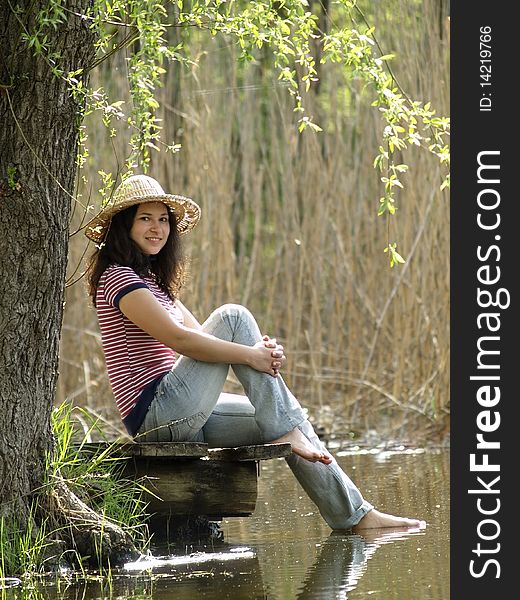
[96,265,183,420]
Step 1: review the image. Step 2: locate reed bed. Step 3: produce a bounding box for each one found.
[59,0,450,443]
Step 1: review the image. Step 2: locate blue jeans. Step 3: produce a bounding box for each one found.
[136,304,372,529]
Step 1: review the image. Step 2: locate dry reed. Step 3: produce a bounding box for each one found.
[59,0,450,443]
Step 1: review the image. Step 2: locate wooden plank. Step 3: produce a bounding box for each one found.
[79,441,209,459]
[130,459,258,517]
[207,442,292,461]
[119,442,208,459]
[78,441,291,461]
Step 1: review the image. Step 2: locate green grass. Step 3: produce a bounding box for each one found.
[49,401,150,548]
[0,502,53,579]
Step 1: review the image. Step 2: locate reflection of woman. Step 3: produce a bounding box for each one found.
[297,534,373,599]
[297,530,422,599]
[85,175,424,531]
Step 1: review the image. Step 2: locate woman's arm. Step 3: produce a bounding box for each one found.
[175,299,202,330]
[119,288,280,375]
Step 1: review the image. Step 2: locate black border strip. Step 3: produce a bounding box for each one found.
[451,2,515,595]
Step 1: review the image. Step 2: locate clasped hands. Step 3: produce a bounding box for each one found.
[262,334,286,377]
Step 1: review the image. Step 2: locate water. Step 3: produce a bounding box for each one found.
[3,447,449,599]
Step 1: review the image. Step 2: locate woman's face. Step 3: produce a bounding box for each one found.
[130,202,171,255]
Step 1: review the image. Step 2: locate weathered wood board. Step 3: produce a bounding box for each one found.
[207,443,292,461]
[132,458,259,517]
[79,441,209,459]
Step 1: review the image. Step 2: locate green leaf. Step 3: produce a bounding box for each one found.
[393,250,405,264]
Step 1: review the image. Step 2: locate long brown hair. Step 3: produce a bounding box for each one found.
[86,204,185,305]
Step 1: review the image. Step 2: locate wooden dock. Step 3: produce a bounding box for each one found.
[80,441,292,519]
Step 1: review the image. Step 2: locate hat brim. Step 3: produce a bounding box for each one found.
[84,193,201,243]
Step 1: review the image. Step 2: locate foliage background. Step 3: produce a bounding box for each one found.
[59,0,450,443]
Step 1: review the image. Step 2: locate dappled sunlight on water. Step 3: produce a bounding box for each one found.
[2,449,449,599]
[124,547,255,571]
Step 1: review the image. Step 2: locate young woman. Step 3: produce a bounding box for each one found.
[85,174,424,532]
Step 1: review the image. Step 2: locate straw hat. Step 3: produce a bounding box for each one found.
[85,175,201,243]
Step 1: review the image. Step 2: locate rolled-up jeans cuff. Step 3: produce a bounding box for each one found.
[342,502,374,530]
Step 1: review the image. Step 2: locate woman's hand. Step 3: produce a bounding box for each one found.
[249,341,284,376]
[261,335,286,376]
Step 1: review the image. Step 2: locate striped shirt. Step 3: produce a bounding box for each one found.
[96,265,183,427]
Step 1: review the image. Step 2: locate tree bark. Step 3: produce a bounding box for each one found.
[0,1,95,519]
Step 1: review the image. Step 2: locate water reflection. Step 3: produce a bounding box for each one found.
[120,527,427,600]
[3,532,426,600]
[296,529,425,599]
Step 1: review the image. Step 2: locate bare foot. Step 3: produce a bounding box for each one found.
[352,509,426,532]
[273,428,333,464]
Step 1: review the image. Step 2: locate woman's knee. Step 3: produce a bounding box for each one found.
[217,303,254,322]
[203,303,260,341]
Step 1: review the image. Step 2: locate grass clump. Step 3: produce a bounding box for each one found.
[49,401,150,549]
[0,503,53,581]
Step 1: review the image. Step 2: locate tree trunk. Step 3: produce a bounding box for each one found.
[0,1,95,520]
